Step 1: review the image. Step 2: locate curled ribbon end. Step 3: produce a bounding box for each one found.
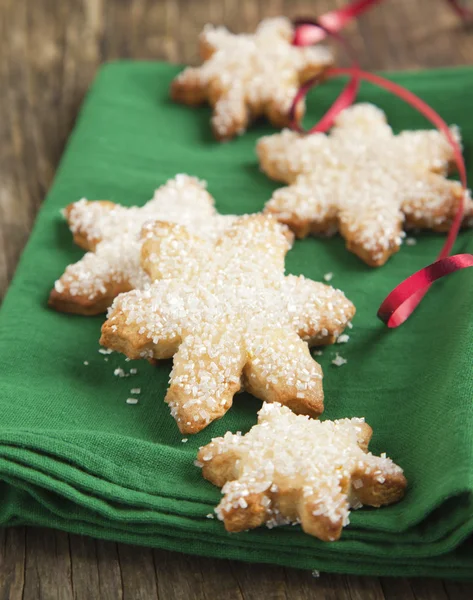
[377,256,473,328]
[377,288,430,328]
[377,306,393,326]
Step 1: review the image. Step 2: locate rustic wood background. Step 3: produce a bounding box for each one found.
[1,0,473,598]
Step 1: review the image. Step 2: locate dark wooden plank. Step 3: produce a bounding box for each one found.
[117,544,159,600]
[284,568,352,600]
[0,0,42,297]
[155,550,244,600]
[230,561,290,600]
[402,0,473,68]
[345,575,386,600]
[380,578,416,600]
[22,528,73,600]
[153,549,206,600]
[95,539,125,600]
[443,580,473,600]
[408,578,449,600]
[0,527,26,600]
[198,556,245,600]
[69,534,100,600]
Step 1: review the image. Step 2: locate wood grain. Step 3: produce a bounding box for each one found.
[1,0,473,598]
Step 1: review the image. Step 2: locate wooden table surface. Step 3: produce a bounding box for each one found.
[1,0,473,598]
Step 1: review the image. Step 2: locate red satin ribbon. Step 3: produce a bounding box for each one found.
[290,67,358,134]
[293,0,383,46]
[291,20,360,132]
[446,0,473,20]
[289,67,473,327]
[378,255,473,326]
[293,0,471,46]
[292,0,472,132]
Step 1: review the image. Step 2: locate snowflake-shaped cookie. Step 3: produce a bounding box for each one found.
[258,103,473,266]
[171,17,333,140]
[101,215,355,434]
[49,175,236,315]
[198,402,406,541]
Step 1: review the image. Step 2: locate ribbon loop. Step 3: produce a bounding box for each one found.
[288,66,472,327]
[292,19,361,134]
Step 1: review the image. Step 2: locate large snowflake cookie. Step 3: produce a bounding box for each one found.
[258,103,473,266]
[101,215,355,434]
[49,175,235,315]
[197,402,406,541]
[171,17,333,141]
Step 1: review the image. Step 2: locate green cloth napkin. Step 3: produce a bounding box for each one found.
[1,62,473,579]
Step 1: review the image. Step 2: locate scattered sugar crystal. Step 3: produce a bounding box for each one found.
[405,237,417,246]
[311,570,320,578]
[337,334,349,344]
[206,513,214,519]
[114,368,125,377]
[129,368,138,375]
[126,398,139,405]
[332,353,347,367]
[83,361,89,366]
[130,388,141,394]
[323,272,333,282]
[99,348,113,355]
[181,438,188,443]
[238,497,248,509]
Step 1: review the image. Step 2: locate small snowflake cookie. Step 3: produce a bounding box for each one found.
[197,402,406,541]
[258,103,473,266]
[171,17,333,140]
[49,175,236,315]
[101,215,355,434]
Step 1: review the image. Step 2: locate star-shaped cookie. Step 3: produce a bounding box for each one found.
[197,402,406,541]
[49,175,236,315]
[258,103,473,266]
[101,215,355,434]
[171,17,333,140]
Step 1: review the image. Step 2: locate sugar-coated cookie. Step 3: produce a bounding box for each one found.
[197,402,406,541]
[171,17,333,141]
[101,215,355,433]
[49,175,235,314]
[258,103,473,266]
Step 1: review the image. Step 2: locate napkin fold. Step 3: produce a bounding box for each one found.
[0,62,472,579]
